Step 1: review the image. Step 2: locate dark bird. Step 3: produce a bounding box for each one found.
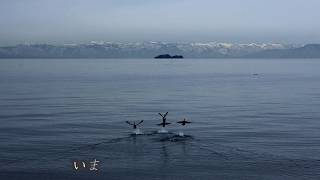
[177,118,191,126]
[157,112,170,127]
[126,120,144,129]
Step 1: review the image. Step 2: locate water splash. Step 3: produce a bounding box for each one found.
[158,127,168,133]
[178,131,184,137]
[133,129,143,135]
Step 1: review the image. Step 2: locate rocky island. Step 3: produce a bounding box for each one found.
[154,54,184,59]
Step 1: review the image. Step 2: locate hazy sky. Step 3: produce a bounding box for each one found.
[0,0,319,45]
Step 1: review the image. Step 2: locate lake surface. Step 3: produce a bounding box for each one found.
[0,58,320,179]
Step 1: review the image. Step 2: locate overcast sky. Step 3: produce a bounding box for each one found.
[0,0,319,45]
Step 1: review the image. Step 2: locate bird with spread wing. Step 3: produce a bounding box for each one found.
[157,112,170,127]
[177,118,191,126]
[126,120,144,129]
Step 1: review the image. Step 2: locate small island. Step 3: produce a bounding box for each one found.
[154,54,184,59]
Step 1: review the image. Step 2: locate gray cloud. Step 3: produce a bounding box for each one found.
[0,0,319,45]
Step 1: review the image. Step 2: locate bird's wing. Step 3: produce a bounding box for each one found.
[137,120,144,125]
[164,112,168,117]
[126,121,133,125]
[158,113,163,117]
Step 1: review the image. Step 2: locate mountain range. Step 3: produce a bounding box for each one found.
[0,42,319,58]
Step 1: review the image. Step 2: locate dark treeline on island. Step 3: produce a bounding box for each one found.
[0,42,320,59]
[154,54,183,59]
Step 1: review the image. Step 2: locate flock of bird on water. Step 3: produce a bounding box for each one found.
[125,112,191,136]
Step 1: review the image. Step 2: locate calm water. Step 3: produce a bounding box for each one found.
[0,58,320,179]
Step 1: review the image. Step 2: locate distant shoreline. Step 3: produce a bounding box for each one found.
[0,43,319,59]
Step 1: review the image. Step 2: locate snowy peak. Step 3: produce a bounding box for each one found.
[0,42,306,58]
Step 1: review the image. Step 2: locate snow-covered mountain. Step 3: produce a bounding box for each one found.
[0,41,301,58]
